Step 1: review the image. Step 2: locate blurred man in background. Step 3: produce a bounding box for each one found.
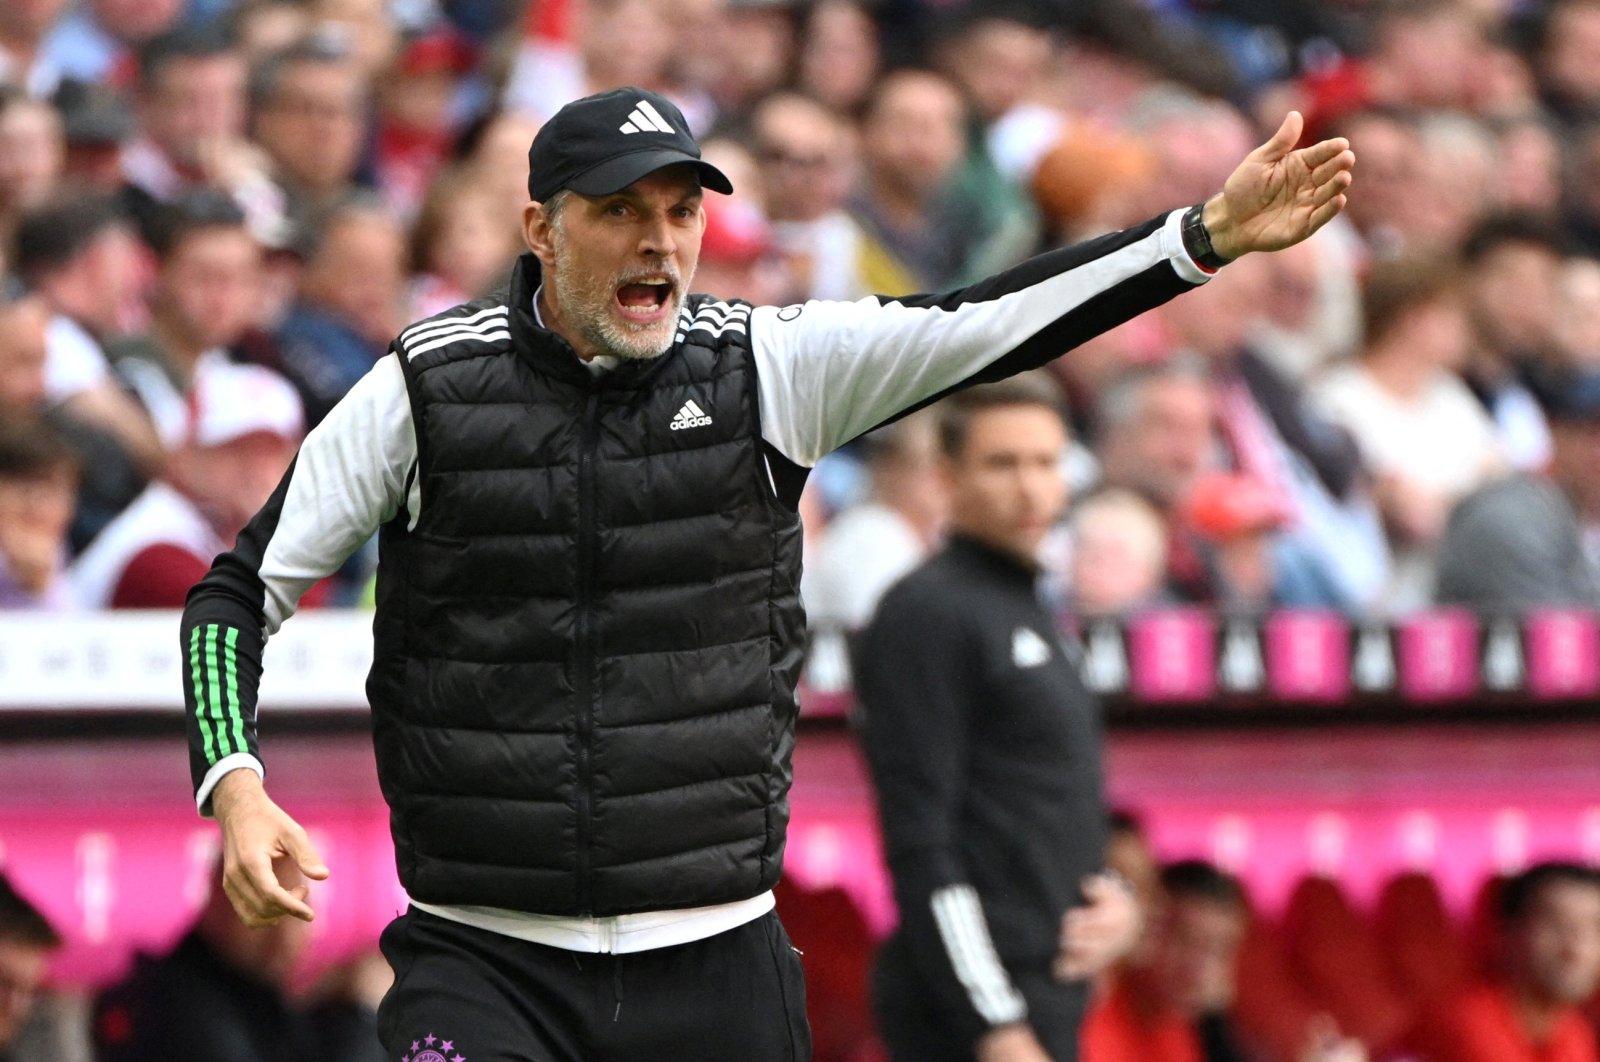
[1413,862,1600,1062]
[0,871,67,1062]
[857,378,1141,1062]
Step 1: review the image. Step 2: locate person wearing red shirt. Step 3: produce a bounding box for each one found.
[1414,862,1600,1062]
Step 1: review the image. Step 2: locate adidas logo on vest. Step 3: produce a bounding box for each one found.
[620,100,675,135]
[670,399,713,430]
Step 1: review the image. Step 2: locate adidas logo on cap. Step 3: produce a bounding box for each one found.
[620,99,676,135]
[670,399,712,430]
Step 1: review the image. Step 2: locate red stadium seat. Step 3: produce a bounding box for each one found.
[1375,872,1472,1009]
[1280,876,1412,1053]
[774,878,880,1062]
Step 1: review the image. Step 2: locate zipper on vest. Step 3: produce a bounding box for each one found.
[574,386,601,915]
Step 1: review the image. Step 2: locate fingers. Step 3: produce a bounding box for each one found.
[244,848,317,924]
[1297,135,1352,172]
[1312,168,1354,208]
[1253,110,1304,162]
[1308,148,1356,188]
[1307,194,1348,235]
[285,826,331,882]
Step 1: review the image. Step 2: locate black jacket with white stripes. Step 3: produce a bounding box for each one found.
[179,209,1209,919]
[854,535,1105,1045]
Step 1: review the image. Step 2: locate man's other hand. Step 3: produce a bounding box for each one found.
[976,1024,1052,1062]
[1203,111,1356,259]
[1054,872,1142,981]
[212,769,329,927]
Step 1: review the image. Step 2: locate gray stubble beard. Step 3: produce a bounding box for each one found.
[548,231,695,362]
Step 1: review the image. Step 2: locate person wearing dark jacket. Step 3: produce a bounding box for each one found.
[856,378,1140,1062]
[179,84,1354,1062]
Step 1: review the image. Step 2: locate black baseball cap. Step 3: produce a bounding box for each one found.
[526,87,733,203]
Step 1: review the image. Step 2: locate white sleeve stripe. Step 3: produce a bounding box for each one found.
[750,211,1201,467]
[403,312,511,350]
[406,329,513,359]
[930,884,1028,1025]
[194,752,264,818]
[401,304,508,343]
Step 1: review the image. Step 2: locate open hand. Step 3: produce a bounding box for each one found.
[1204,111,1355,259]
[1053,872,1142,981]
[212,769,329,927]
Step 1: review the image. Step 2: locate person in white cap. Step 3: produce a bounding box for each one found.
[72,361,302,609]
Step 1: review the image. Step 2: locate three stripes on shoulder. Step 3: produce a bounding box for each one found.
[401,306,511,359]
[399,298,752,360]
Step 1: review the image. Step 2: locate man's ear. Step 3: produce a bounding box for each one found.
[523,201,555,265]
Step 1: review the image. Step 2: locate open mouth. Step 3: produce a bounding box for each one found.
[614,276,675,323]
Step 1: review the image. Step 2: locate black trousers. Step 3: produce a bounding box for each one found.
[376,907,812,1062]
[871,933,1088,1062]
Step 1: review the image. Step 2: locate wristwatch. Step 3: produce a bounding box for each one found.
[1181,203,1233,272]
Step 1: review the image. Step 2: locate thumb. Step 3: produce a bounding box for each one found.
[1254,111,1303,161]
[286,830,330,881]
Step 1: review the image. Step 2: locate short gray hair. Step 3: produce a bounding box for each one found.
[540,189,575,229]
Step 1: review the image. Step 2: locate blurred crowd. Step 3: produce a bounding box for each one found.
[2,0,1600,628]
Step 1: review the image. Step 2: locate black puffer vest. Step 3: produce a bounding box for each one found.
[368,255,806,916]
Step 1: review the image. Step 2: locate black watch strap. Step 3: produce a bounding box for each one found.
[1180,203,1232,272]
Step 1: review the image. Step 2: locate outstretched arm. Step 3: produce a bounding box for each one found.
[748,113,1355,469]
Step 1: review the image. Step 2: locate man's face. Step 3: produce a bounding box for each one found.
[1469,243,1561,353]
[77,226,145,338]
[0,101,62,214]
[254,61,365,195]
[1150,896,1247,1016]
[863,73,966,205]
[158,226,262,351]
[1104,379,1215,510]
[141,54,248,169]
[753,99,851,223]
[302,212,404,342]
[944,404,1068,565]
[0,939,49,1049]
[1509,879,1600,1005]
[1552,419,1600,517]
[0,299,49,411]
[532,167,704,362]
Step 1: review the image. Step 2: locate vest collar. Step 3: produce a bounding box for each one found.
[508,253,683,392]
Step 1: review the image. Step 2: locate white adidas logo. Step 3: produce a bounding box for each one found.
[1012,627,1051,669]
[670,399,712,430]
[620,100,675,135]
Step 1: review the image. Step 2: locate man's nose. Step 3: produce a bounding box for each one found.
[638,215,677,258]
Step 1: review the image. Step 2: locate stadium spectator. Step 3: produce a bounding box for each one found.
[111,189,262,448]
[1160,254,1379,610]
[1327,108,1423,261]
[0,90,63,243]
[1182,471,1345,612]
[0,0,67,98]
[850,69,979,293]
[93,861,387,1062]
[1068,486,1170,619]
[71,360,301,609]
[1084,860,1368,1062]
[794,0,879,117]
[1436,369,1600,609]
[373,30,476,218]
[53,78,135,194]
[249,38,368,230]
[1459,215,1564,471]
[694,194,786,305]
[1554,256,1600,370]
[749,92,871,302]
[406,167,520,318]
[1094,363,1220,602]
[1536,0,1600,124]
[1412,862,1600,1062]
[122,28,279,245]
[270,196,405,426]
[10,197,161,507]
[0,870,69,1062]
[806,409,946,633]
[1312,258,1507,612]
[0,415,78,611]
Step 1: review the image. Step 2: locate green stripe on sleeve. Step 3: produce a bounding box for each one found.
[206,625,233,758]
[224,627,246,757]
[190,626,218,764]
